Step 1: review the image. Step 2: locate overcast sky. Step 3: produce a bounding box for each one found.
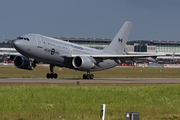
[0,0,180,42]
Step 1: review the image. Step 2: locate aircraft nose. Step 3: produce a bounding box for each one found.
[13,40,26,54]
[13,40,20,48]
[13,40,25,51]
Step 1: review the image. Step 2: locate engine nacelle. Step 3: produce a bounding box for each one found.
[13,56,31,70]
[72,56,95,70]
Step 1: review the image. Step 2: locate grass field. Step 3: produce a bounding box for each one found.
[0,66,180,78]
[0,66,180,119]
[0,84,180,120]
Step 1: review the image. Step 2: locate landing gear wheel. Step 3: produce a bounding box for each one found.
[90,74,94,79]
[86,74,90,79]
[54,73,58,79]
[50,73,54,79]
[47,73,50,79]
[83,74,87,79]
[28,66,34,70]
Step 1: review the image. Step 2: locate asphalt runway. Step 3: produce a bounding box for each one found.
[0,78,180,84]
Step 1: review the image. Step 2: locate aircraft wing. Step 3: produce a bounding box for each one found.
[71,53,167,58]
[71,53,168,62]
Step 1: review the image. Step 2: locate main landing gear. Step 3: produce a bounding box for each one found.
[83,71,94,79]
[46,64,58,79]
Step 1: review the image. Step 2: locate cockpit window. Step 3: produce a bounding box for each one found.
[24,38,29,41]
[17,37,29,41]
[17,37,23,40]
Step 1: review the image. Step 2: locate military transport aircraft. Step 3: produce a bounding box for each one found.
[9,21,163,79]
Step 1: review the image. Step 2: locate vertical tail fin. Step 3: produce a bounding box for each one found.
[103,21,132,54]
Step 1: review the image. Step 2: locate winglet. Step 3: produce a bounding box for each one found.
[103,21,132,54]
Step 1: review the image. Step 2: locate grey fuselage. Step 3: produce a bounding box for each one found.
[13,34,118,72]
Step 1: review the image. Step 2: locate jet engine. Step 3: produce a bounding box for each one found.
[13,56,35,70]
[72,56,95,70]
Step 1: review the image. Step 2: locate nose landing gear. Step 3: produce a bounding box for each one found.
[46,64,58,79]
[28,58,36,70]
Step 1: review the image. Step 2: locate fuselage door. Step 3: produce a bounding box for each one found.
[36,37,43,48]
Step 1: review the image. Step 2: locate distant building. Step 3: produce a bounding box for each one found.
[127,40,180,53]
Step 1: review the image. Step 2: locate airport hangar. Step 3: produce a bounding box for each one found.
[1,37,180,63]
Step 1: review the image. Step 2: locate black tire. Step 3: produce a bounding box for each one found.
[50,73,54,79]
[90,74,94,79]
[83,74,87,79]
[28,66,33,70]
[46,73,50,79]
[54,73,58,79]
[86,74,90,79]
[31,66,34,70]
